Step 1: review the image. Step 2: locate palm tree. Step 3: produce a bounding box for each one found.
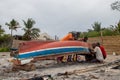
[92,22,103,43]
[5,19,20,37]
[92,22,101,32]
[22,18,40,40]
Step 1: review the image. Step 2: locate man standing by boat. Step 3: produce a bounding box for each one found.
[59,31,81,62]
[60,31,80,41]
[60,32,74,41]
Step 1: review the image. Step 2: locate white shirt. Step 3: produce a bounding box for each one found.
[94,46,104,61]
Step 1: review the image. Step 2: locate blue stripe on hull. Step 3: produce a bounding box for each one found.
[17,47,89,59]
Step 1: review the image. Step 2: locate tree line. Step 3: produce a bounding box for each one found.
[0,18,40,51]
[80,21,120,37]
[80,1,120,37]
[5,18,40,40]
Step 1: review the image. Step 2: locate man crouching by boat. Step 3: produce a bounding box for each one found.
[90,43,104,63]
[96,42,107,59]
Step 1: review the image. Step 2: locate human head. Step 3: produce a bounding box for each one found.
[96,42,100,47]
[69,31,80,40]
[83,36,88,42]
[77,32,80,35]
[75,32,80,40]
[92,43,96,48]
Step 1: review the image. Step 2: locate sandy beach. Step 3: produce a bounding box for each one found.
[0,52,120,80]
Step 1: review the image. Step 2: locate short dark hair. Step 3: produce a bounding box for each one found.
[92,43,97,48]
[84,36,88,39]
[83,36,88,42]
[96,42,100,46]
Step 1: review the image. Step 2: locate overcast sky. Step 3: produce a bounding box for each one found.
[0,0,120,39]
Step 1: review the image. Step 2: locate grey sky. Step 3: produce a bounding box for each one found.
[0,0,120,38]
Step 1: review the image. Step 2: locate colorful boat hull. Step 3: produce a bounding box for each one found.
[15,41,90,59]
[17,46,89,59]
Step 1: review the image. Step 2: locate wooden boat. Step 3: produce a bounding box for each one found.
[10,40,91,65]
[13,41,90,58]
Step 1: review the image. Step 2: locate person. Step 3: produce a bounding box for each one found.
[73,32,80,40]
[60,32,74,41]
[85,48,96,61]
[96,42,107,59]
[82,36,88,42]
[79,36,88,42]
[91,43,104,63]
[60,31,80,41]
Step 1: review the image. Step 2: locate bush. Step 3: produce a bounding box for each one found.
[0,34,11,48]
[102,29,113,36]
[102,28,119,36]
[0,47,10,52]
[80,31,100,38]
[80,27,120,38]
[87,31,100,37]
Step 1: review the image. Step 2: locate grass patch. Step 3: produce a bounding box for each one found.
[0,47,10,52]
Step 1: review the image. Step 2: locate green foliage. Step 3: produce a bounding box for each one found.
[0,25,11,52]
[92,22,101,32]
[80,31,100,38]
[5,19,20,36]
[88,31,100,37]
[87,29,93,32]
[22,18,40,40]
[0,34,11,48]
[111,1,120,11]
[115,21,120,33]
[102,28,116,36]
[0,47,10,52]
[80,21,120,38]
[84,27,119,37]
[0,25,5,36]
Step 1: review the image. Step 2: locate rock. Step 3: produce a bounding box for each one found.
[112,65,120,69]
[2,54,6,56]
[89,74,99,79]
[2,66,6,68]
[12,63,36,71]
[30,77,44,80]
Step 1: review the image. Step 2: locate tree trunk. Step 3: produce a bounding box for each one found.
[10,29,13,48]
